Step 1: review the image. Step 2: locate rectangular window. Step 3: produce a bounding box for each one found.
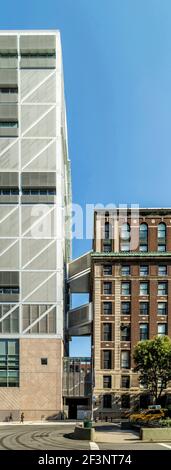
[121,325,130,341]
[121,302,130,315]
[0,305,19,334]
[121,376,130,389]
[121,282,130,296]
[121,351,130,369]
[0,121,18,128]
[103,394,112,408]
[140,266,149,276]
[103,282,112,295]
[103,376,112,389]
[140,324,149,340]
[140,282,148,296]
[140,302,149,315]
[0,87,18,93]
[158,245,166,252]
[139,244,148,252]
[158,324,167,336]
[103,350,112,369]
[158,282,167,295]
[120,242,130,252]
[41,358,48,365]
[121,395,130,409]
[104,222,110,239]
[158,302,167,316]
[103,323,112,341]
[158,266,167,276]
[103,241,112,252]
[121,266,130,276]
[0,339,19,387]
[103,302,112,315]
[103,265,112,276]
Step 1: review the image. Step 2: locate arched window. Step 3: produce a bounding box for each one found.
[158,223,166,252]
[103,221,112,252]
[139,223,148,252]
[120,223,130,252]
[158,223,166,240]
[104,221,112,239]
[120,223,130,240]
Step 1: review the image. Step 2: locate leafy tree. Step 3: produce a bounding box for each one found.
[133,336,171,404]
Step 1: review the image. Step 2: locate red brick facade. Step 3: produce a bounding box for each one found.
[92,209,171,417]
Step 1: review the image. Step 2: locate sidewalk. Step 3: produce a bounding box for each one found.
[0,420,82,426]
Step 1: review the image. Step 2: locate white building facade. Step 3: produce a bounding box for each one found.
[0,31,71,420]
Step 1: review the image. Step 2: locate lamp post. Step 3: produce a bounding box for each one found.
[91,344,94,422]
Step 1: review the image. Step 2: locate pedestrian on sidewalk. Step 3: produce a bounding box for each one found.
[20,412,24,423]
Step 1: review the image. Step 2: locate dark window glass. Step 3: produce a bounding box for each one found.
[103,241,112,252]
[140,324,149,340]
[120,242,130,252]
[0,340,19,387]
[0,87,18,93]
[0,121,18,128]
[121,282,130,296]
[121,376,130,389]
[121,302,130,315]
[103,376,112,389]
[103,282,112,295]
[41,358,48,365]
[121,351,130,369]
[140,266,148,276]
[158,324,167,336]
[121,394,130,408]
[120,223,130,252]
[139,223,148,251]
[158,282,167,295]
[21,52,56,58]
[103,265,112,276]
[158,303,167,315]
[158,223,166,240]
[103,302,112,315]
[103,350,112,369]
[104,222,112,240]
[103,323,112,341]
[140,282,148,295]
[158,266,167,276]
[139,244,148,252]
[0,287,19,295]
[121,266,130,276]
[140,302,149,315]
[120,223,130,240]
[103,394,112,408]
[121,325,130,341]
[140,223,148,241]
[158,245,166,252]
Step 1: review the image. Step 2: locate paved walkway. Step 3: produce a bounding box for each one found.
[94,423,139,443]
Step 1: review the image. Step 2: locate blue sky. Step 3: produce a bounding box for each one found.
[1,1,171,355]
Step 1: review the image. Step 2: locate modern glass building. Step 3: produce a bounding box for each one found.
[0,31,71,420]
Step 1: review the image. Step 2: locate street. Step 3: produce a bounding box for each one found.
[0,424,170,450]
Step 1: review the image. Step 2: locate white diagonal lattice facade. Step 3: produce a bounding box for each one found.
[0,31,71,340]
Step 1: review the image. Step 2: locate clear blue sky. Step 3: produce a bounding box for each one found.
[1,1,171,355]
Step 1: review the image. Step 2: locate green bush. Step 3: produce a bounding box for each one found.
[158,418,171,427]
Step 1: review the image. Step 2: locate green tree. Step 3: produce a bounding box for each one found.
[133,336,171,404]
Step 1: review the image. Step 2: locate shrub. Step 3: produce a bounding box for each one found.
[158,418,171,427]
[130,408,165,424]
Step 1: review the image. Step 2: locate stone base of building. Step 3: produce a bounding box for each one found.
[93,390,171,421]
[0,338,63,422]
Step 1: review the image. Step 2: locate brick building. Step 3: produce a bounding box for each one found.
[91,208,171,418]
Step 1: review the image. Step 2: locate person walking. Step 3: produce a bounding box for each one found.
[20,412,24,423]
